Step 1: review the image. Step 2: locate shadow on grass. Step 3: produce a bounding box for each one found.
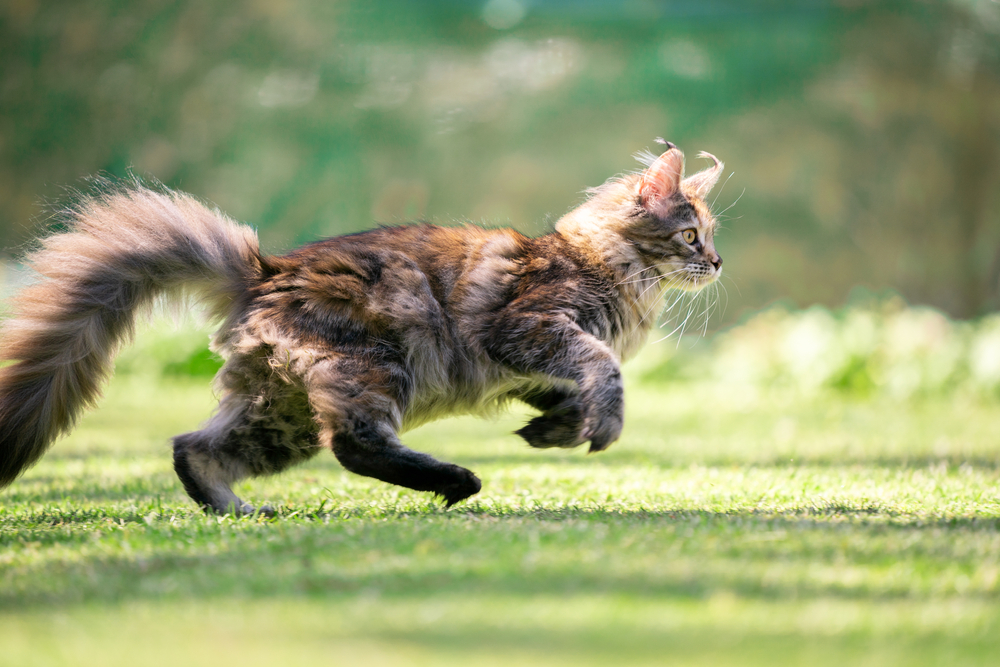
[2,532,999,615]
[334,625,999,664]
[7,451,1000,508]
[27,448,173,462]
[449,447,1000,469]
[3,499,1000,611]
[31,436,1000,472]
[6,500,1000,527]
[307,502,1000,528]
[3,478,181,505]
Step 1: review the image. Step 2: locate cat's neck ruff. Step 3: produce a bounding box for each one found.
[554,209,662,360]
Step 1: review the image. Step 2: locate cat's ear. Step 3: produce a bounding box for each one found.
[681,152,724,200]
[639,146,685,212]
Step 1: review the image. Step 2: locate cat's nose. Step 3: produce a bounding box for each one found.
[709,253,722,270]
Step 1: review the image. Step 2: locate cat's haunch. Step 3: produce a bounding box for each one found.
[0,142,725,513]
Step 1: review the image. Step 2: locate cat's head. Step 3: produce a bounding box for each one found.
[628,141,725,290]
[556,141,725,291]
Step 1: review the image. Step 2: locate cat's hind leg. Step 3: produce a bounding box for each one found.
[173,433,252,516]
[514,386,586,449]
[328,415,481,506]
[172,390,321,515]
[307,360,481,507]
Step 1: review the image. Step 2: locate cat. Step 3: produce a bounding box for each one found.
[0,141,724,514]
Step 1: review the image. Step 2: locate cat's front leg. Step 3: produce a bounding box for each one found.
[484,313,624,453]
[576,363,625,453]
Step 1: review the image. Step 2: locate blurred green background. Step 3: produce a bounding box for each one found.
[2,0,998,323]
[3,6,1000,665]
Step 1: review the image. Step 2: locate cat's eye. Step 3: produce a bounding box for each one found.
[681,229,697,244]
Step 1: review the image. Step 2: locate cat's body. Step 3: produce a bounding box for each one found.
[0,142,724,513]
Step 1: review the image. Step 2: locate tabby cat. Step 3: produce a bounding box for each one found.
[0,141,724,513]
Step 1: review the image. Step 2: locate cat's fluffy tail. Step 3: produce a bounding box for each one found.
[0,184,262,486]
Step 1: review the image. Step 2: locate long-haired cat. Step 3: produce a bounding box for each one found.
[0,141,724,514]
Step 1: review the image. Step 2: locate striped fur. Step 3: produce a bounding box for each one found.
[0,185,260,488]
[0,143,725,512]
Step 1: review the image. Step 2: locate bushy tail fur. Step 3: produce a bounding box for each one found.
[0,184,262,486]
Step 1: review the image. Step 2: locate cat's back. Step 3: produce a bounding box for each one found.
[250,223,535,343]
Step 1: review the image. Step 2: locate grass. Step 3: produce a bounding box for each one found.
[2,345,1000,666]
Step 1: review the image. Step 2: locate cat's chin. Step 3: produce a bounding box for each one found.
[660,271,720,291]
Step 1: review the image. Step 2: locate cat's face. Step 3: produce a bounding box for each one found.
[629,144,724,291]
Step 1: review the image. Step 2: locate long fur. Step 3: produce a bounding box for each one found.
[0,185,260,486]
[0,144,726,511]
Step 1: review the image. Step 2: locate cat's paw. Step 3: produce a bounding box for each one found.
[436,466,482,508]
[515,400,585,449]
[582,412,623,453]
[516,415,586,448]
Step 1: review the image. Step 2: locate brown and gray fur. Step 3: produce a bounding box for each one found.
[0,142,724,514]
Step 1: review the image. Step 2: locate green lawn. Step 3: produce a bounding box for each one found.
[2,353,999,666]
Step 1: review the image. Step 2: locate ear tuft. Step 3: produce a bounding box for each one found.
[681,151,724,200]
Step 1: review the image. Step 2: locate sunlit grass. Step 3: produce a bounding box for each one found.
[2,342,999,666]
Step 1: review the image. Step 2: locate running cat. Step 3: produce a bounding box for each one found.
[0,141,724,513]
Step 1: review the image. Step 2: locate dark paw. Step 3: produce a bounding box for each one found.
[437,467,482,508]
[247,504,276,518]
[516,416,585,449]
[515,400,585,449]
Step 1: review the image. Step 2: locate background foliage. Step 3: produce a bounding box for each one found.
[3,4,1000,665]
[2,0,999,320]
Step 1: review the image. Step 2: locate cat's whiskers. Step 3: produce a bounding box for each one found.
[649,267,724,346]
[622,271,688,291]
[650,284,693,344]
[674,287,700,345]
[718,272,742,298]
[696,274,723,332]
[620,269,687,293]
[637,280,675,327]
[656,265,727,345]
[663,279,692,313]
[615,264,661,286]
[640,267,693,319]
[714,279,730,318]
[632,275,675,326]
[710,171,735,211]
[620,273,667,287]
[654,277,693,332]
[615,263,683,287]
[681,288,709,343]
[695,282,720,338]
[714,188,745,219]
[620,267,686,319]
[652,266,700,291]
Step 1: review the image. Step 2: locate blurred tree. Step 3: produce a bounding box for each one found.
[0,0,996,319]
[681,1,1000,317]
[815,2,1000,317]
